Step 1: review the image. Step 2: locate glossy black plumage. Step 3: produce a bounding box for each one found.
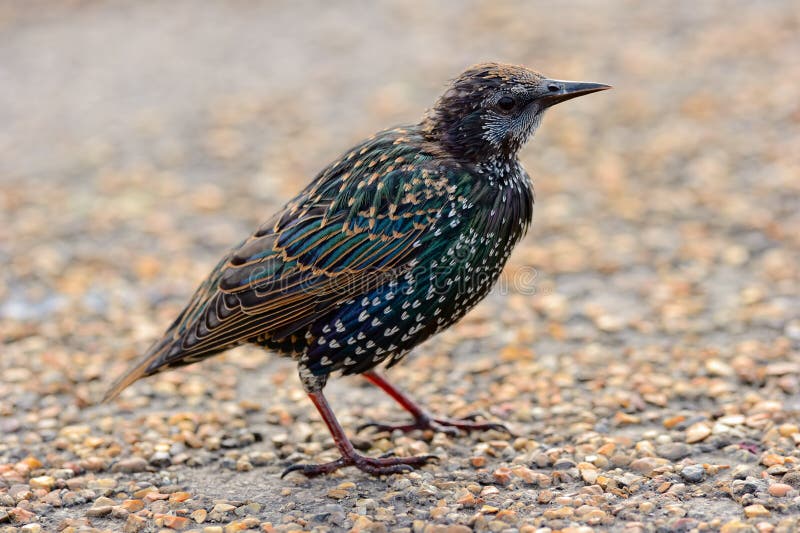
[106,63,609,476]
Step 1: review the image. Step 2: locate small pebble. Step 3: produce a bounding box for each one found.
[686,423,712,444]
[768,483,792,497]
[112,457,149,473]
[680,464,706,483]
[744,504,770,518]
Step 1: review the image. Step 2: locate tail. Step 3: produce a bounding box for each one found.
[102,335,177,403]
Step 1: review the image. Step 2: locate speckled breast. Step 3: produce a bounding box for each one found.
[295,170,534,381]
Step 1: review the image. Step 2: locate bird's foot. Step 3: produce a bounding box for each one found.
[281,452,437,478]
[358,413,513,437]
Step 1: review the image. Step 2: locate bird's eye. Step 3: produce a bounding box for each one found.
[496,95,516,113]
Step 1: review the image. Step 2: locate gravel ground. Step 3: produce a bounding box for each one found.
[2,1,799,532]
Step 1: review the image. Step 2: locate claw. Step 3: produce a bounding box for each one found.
[357,415,512,437]
[282,453,437,477]
[435,416,514,437]
[450,413,514,435]
[281,457,348,478]
[356,421,393,434]
[453,420,515,437]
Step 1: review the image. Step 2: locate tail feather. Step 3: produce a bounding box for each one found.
[102,336,176,402]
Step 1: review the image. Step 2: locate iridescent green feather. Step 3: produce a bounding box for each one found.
[132,128,476,374]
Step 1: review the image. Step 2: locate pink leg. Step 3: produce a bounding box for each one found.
[358,371,512,436]
[281,389,437,477]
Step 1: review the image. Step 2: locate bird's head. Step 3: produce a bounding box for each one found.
[422,63,610,164]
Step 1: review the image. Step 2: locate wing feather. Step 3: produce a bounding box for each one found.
[104,129,467,400]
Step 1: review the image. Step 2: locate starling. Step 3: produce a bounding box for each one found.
[105,63,609,476]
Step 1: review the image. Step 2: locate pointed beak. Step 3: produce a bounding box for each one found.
[540,79,611,107]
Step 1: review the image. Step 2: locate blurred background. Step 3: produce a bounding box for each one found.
[1,0,799,529]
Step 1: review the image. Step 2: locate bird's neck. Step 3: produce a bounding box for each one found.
[415,119,526,185]
[475,154,523,185]
[419,115,521,166]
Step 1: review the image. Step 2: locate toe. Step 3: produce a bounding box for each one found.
[430,422,462,436]
[281,458,347,478]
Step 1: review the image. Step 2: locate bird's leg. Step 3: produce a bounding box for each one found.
[357,370,512,436]
[281,389,437,477]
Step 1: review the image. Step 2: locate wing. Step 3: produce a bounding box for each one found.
[104,129,469,400]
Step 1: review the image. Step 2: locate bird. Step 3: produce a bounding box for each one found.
[105,63,609,476]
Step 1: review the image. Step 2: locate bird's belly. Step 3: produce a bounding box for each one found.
[297,230,517,378]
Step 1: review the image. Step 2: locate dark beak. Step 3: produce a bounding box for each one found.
[540,79,611,107]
